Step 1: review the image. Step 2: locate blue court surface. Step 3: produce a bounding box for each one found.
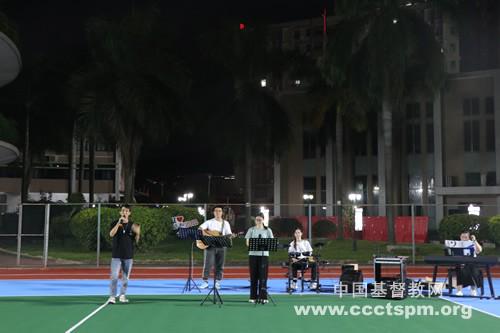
[1,278,499,318]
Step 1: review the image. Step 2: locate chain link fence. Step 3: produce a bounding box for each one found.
[0,202,498,267]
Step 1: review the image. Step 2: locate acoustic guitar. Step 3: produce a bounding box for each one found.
[196,230,241,250]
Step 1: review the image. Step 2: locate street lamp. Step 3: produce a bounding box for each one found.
[303,194,314,201]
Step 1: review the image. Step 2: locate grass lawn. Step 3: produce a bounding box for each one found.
[2,236,498,265]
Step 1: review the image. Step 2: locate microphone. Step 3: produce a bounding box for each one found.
[258,234,262,238]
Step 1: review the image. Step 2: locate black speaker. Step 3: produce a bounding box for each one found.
[339,269,363,293]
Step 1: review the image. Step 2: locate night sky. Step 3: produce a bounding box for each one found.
[1,0,333,196]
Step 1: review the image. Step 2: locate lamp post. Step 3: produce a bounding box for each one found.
[303,194,314,243]
[348,193,362,251]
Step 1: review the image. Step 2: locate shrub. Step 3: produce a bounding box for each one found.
[234,216,250,234]
[438,214,490,242]
[271,217,302,237]
[70,205,202,251]
[488,215,500,245]
[313,219,337,238]
[68,193,86,203]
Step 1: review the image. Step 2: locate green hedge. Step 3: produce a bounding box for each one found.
[488,215,500,245]
[438,214,490,242]
[70,206,203,251]
[313,219,337,238]
[271,217,302,237]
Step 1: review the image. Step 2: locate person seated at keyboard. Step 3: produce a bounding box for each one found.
[455,231,483,296]
[288,228,318,290]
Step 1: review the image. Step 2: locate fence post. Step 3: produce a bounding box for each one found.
[97,203,101,268]
[16,204,23,266]
[43,204,51,268]
[308,203,312,244]
[411,204,416,265]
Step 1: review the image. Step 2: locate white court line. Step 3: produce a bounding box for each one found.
[440,296,500,319]
[64,301,109,333]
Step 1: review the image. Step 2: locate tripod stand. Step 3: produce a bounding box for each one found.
[182,240,200,293]
[200,236,232,306]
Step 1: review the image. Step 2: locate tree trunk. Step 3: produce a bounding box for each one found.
[366,128,374,215]
[382,97,395,243]
[21,107,31,203]
[123,138,142,203]
[68,123,76,196]
[78,136,84,193]
[335,105,344,240]
[89,136,96,203]
[245,141,252,228]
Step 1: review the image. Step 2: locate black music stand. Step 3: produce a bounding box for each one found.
[177,228,202,293]
[200,236,233,306]
[248,238,278,305]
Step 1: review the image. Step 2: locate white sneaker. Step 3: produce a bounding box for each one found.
[119,295,129,303]
[262,299,269,304]
[470,288,478,296]
[248,299,256,303]
[290,282,297,290]
[200,280,209,289]
[456,290,463,296]
[310,282,318,290]
[215,281,221,290]
[107,296,116,304]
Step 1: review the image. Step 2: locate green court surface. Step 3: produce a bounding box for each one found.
[0,295,497,332]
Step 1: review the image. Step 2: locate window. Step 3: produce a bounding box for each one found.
[485,96,494,114]
[407,124,421,154]
[426,123,434,153]
[464,120,480,152]
[486,172,496,186]
[303,177,316,192]
[463,98,481,153]
[463,98,479,116]
[486,120,495,152]
[465,172,481,186]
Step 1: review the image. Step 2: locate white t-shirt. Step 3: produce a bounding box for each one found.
[288,239,313,258]
[199,218,232,236]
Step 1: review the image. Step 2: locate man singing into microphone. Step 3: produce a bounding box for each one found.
[108,205,140,304]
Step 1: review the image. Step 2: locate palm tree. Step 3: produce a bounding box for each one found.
[201,24,292,220]
[332,0,445,241]
[70,8,190,203]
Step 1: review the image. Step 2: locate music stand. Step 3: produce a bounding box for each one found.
[248,238,278,305]
[200,236,233,306]
[177,228,202,293]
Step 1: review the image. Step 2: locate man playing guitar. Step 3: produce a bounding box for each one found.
[198,206,232,290]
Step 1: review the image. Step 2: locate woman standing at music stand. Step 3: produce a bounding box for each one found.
[245,213,274,304]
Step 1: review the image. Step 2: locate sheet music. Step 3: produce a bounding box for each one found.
[444,240,474,248]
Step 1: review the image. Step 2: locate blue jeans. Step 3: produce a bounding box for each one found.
[109,258,133,297]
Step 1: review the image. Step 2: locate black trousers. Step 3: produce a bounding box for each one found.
[202,247,226,281]
[291,261,318,282]
[249,255,269,300]
[456,264,483,288]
